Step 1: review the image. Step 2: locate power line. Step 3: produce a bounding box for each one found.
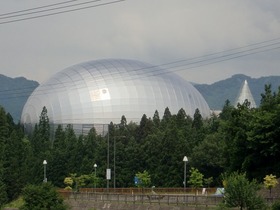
[0,0,126,25]
[0,0,102,20]
[1,37,280,101]
[158,40,280,73]
[1,37,280,97]
[0,0,79,17]
[154,38,280,70]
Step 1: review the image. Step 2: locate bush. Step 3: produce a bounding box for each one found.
[20,182,69,210]
[271,200,280,210]
[0,179,8,208]
[223,172,267,210]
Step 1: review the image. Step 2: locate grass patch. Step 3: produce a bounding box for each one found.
[3,197,24,209]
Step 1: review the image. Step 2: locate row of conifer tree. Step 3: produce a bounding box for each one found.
[0,84,279,206]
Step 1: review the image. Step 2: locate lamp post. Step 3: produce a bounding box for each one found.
[107,132,110,190]
[183,156,188,192]
[43,160,47,183]
[114,137,116,189]
[94,163,97,191]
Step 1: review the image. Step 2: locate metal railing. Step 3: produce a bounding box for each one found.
[73,187,218,194]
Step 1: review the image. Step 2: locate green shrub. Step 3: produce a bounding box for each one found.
[271,200,280,210]
[20,183,69,210]
[223,172,267,210]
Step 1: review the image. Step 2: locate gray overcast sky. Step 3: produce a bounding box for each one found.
[1,0,280,84]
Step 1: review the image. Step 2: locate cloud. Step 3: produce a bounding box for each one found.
[0,0,279,84]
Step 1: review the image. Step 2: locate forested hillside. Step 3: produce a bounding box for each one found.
[0,74,38,122]
[0,85,279,208]
[1,74,279,123]
[194,74,280,109]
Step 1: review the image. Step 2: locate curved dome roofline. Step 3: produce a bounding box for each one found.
[21,58,210,134]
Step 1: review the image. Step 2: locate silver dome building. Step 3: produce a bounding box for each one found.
[21,59,210,134]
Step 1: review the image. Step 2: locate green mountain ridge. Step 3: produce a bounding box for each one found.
[0,74,39,122]
[194,74,280,110]
[0,74,279,122]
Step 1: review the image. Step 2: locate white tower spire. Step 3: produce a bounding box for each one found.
[235,80,256,108]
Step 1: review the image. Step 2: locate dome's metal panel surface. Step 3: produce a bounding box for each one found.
[21,59,210,134]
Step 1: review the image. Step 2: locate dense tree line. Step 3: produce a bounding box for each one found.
[0,85,279,206]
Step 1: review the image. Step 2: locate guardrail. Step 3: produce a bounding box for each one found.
[66,187,218,194]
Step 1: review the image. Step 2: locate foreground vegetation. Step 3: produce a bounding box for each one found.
[0,84,279,209]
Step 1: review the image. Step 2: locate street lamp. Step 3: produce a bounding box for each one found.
[114,137,116,189]
[94,163,97,191]
[107,133,110,190]
[183,156,188,192]
[43,160,47,183]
